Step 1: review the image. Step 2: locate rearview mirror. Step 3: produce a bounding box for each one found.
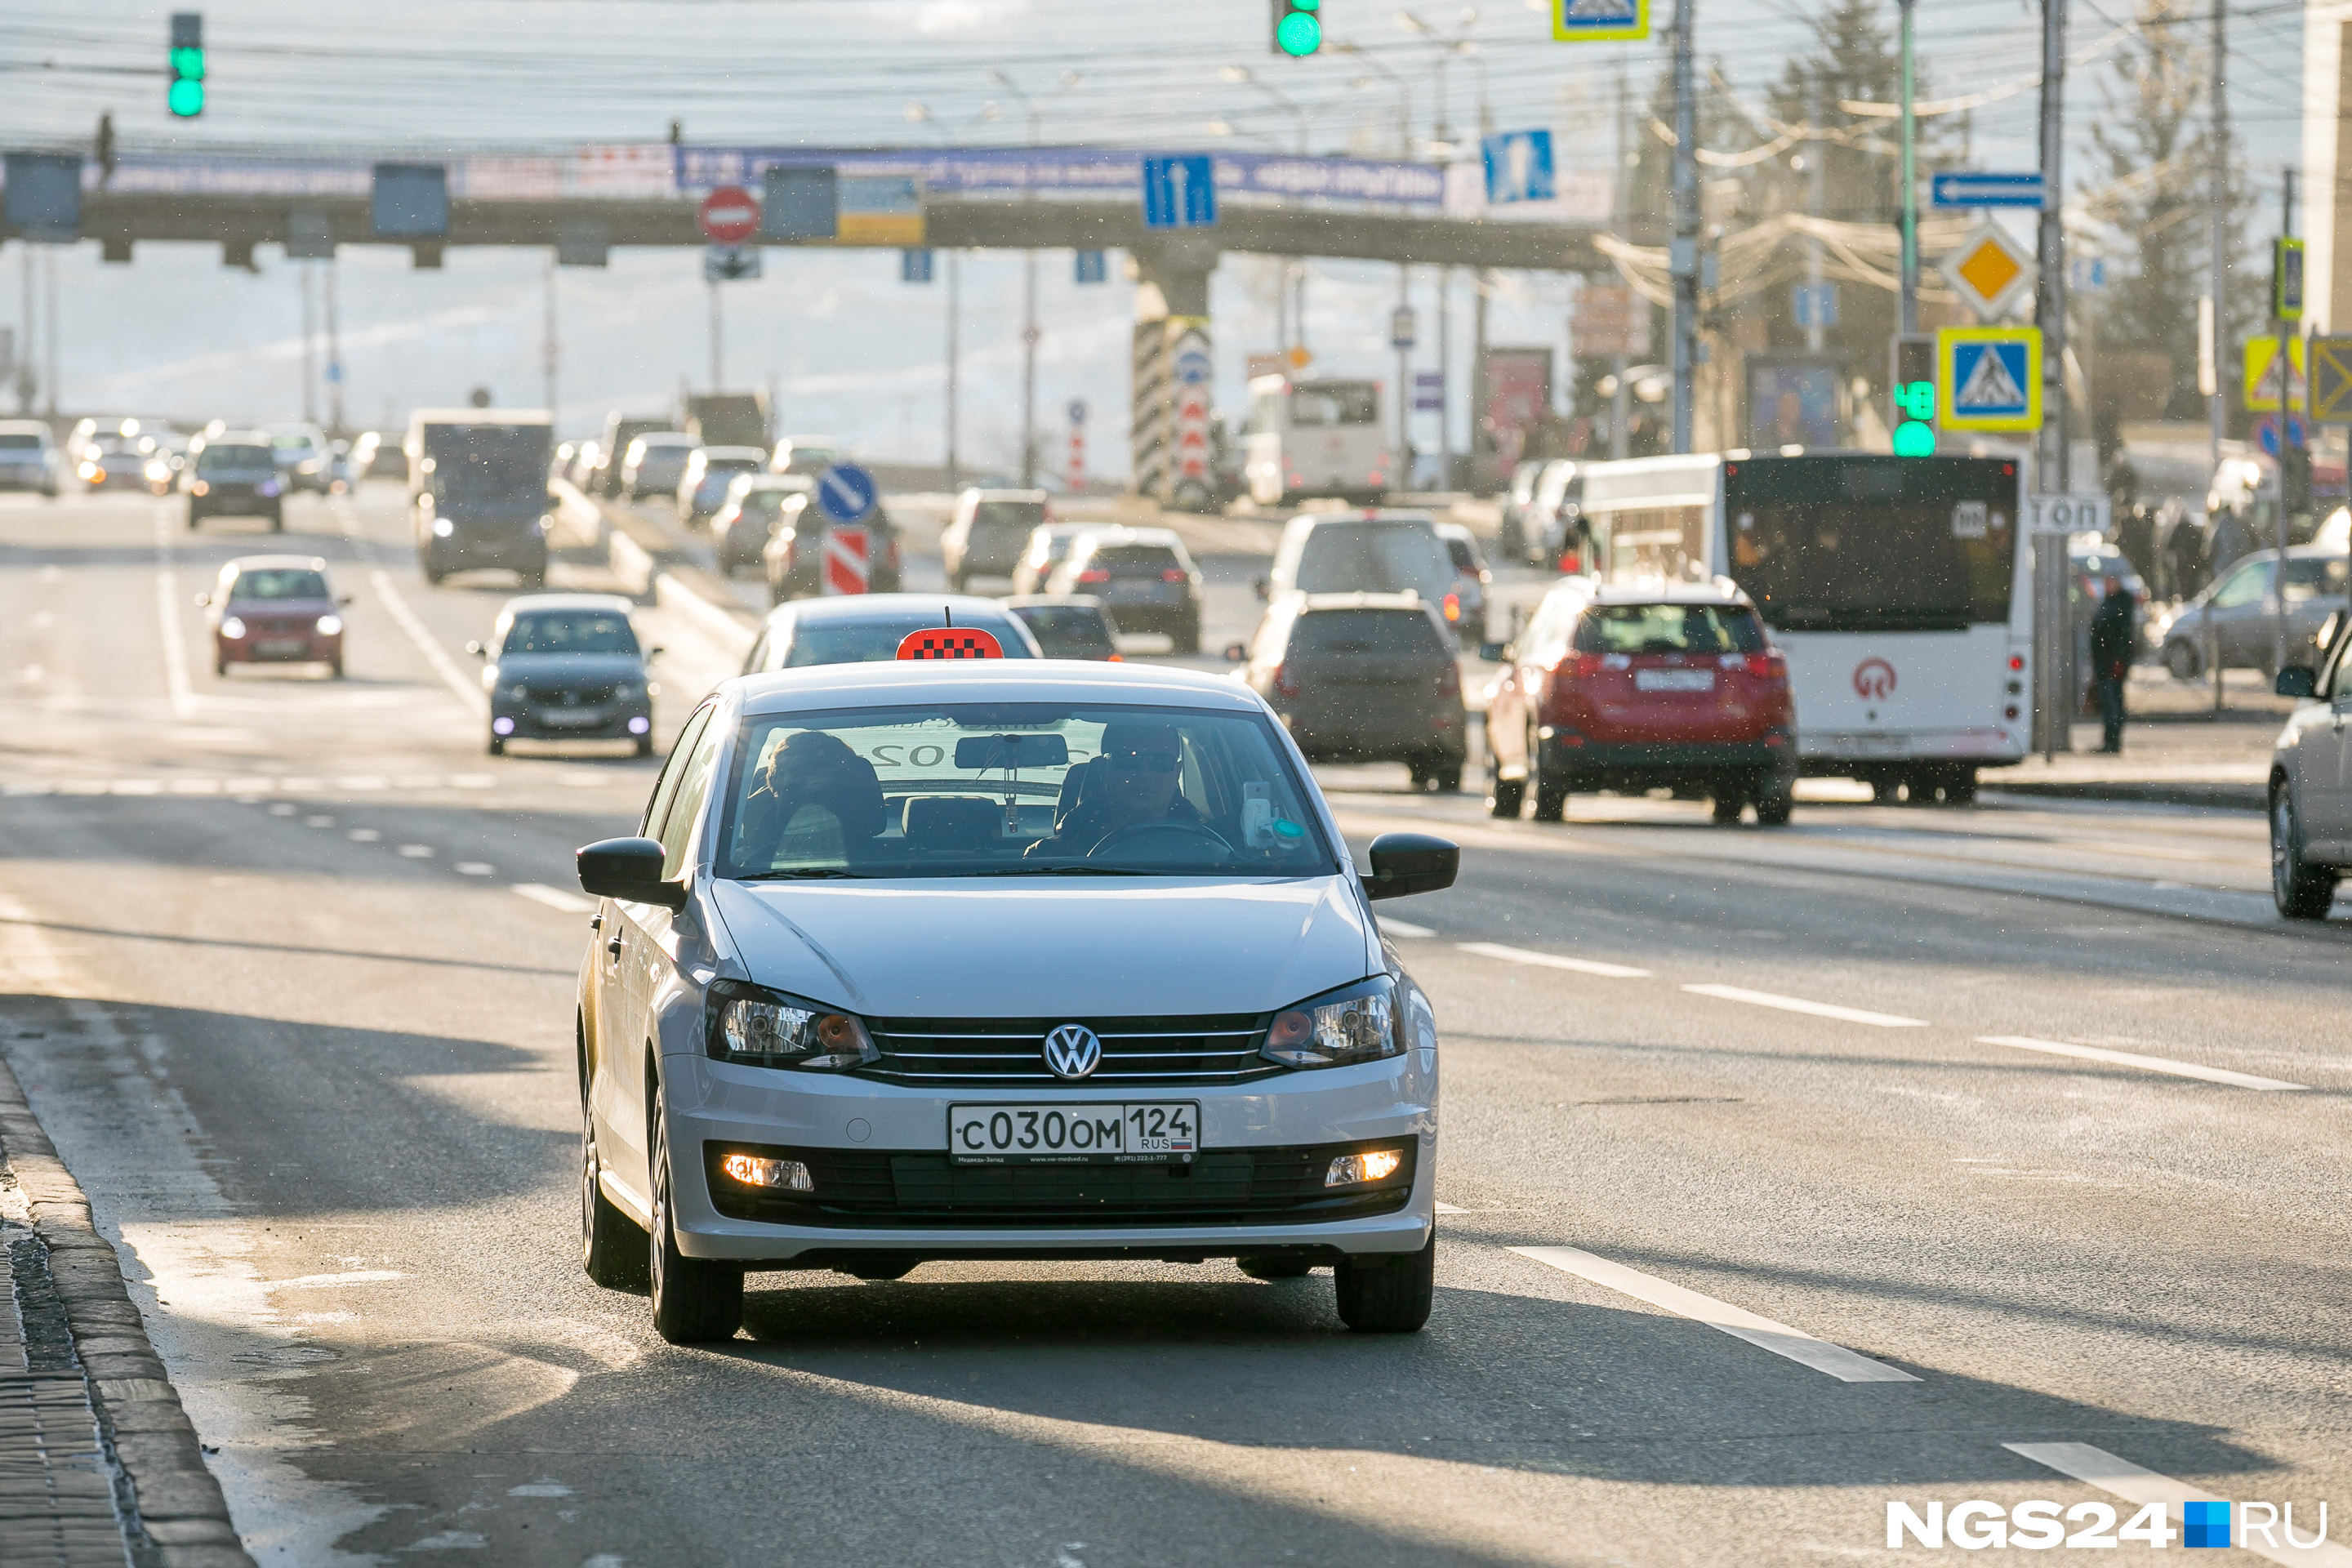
[1223,641,1249,663]
[338,595,354,607]
[955,733,1071,769]
[647,645,665,659]
[193,592,209,608]
[2276,665,2319,700]
[464,640,486,657]
[1477,640,1508,662]
[576,836,686,909]
[1252,575,1270,602]
[1363,832,1459,901]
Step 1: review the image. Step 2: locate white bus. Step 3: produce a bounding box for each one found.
[1243,374,1392,507]
[1574,450,2029,801]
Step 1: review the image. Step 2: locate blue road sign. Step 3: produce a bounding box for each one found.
[900,247,933,283]
[1792,283,1839,329]
[2257,412,2309,456]
[1946,336,2036,429]
[1067,399,1088,425]
[1074,249,1107,284]
[1174,346,1213,386]
[1412,372,1446,412]
[1481,130,1555,206]
[1142,154,1217,229]
[816,462,879,525]
[1930,172,2047,210]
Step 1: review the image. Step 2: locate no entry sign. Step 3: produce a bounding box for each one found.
[697,185,760,245]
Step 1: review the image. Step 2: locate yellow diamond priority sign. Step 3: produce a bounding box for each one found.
[2243,335,2307,413]
[1939,223,2036,321]
[2308,336,2352,423]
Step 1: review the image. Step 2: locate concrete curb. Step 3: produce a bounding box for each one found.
[1983,779,2266,813]
[0,1054,254,1568]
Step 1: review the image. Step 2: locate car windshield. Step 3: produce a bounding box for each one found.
[1443,537,1480,573]
[0,434,42,451]
[785,613,1035,666]
[2283,557,2349,599]
[1093,545,1182,572]
[715,702,1334,880]
[739,489,791,516]
[1294,523,1452,597]
[197,445,273,470]
[1575,603,1767,654]
[1724,457,2016,631]
[973,501,1045,532]
[1288,382,1377,426]
[1292,608,1446,657]
[230,569,328,601]
[270,434,317,452]
[1013,605,1118,655]
[503,611,638,656]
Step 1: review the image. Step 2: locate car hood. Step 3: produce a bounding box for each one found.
[488,652,644,684]
[708,874,1377,1018]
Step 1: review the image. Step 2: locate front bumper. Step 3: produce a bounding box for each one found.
[1798,729,2026,769]
[423,531,548,574]
[660,1050,1437,1263]
[492,702,650,741]
[222,633,340,664]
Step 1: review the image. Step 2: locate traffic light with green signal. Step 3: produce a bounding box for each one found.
[168,13,205,118]
[1272,0,1321,56]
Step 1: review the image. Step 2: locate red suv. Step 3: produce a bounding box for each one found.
[1484,579,1795,825]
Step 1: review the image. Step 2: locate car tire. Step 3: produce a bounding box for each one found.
[1530,738,1567,822]
[1238,1255,1315,1281]
[488,735,506,757]
[186,507,203,530]
[1488,774,1525,819]
[1334,1232,1434,1334]
[1406,756,1432,791]
[1941,768,1979,806]
[2164,639,2203,682]
[648,1082,744,1344]
[1172,623,1202,656]
[581,1088,649,1291]
[520,566,548,590]
[1870,777,1901,804]
[634,735,655,759]
[2271,783,2339,920]
[269,507,284,532]
[214,658,227,678]
[1753,781,1794,826]
[329,658,345,680]
[1711,788,1744,825]
[1433,761,1463,794]
[950,573,968,595]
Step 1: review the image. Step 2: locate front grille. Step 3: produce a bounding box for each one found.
[706,1139,1415,1228]
[862,1013,1282,1087]
[525,683,617,706]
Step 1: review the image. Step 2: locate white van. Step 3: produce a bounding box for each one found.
[1245,375,1392,506]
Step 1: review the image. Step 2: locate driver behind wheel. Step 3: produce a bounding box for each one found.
[1049,720,1201,856]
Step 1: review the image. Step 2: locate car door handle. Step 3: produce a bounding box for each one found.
[606,938,622,959]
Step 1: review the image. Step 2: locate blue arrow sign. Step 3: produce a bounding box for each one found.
[1481,130,1555,206]
[816,461,878,525]
[1142,154,1217,229]
[1931,172,2047,210]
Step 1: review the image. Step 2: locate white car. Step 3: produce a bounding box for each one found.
[572,658,1455,1343]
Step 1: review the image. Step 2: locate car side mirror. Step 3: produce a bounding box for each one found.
[2276,665,2319,699]
[548,488,563,508]
[1252,575,1270,602]
[648,645,665,659]
[577,836,686,909]
[1477,640,1508,662]
[1363,832,1459,901]
[193,592,209,608]
[1223,641,1249,663]
[465,640,486,657]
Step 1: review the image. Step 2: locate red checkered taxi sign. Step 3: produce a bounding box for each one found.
[896,626,1004,661]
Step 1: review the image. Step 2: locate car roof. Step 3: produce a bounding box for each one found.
[222,555,329,574]
[965,487,1049,502]
[636,432,697,446]
[758,591,1020,629]
[735,655,1264,719]
[1073,526,1184,548]
[1004,594,1111,610]
[698,446,769,461]
[1294,591,1437,614]
[497,592,636,617]
[1432,521,1477,543]
[198,431,273,447]
[780,434,840,448]
[1286,508,1438,528]
[1549,576,1753,607]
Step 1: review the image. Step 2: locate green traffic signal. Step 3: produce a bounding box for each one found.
[168,11,204,118]
[1891,421,1936,457]
[170,46,205,80]
[1273,0,1321,56]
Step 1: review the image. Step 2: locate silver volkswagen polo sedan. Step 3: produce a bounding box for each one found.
[573,658,1456,1343]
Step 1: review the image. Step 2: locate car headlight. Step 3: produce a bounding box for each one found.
[259,480,282,497]
[1260,973,1401,1069]
[315,614,343,635]
[706,982,877,1071]
[497,683,528,702]
[220,616,247,639]
[431,516,455,537]
[535,514,552,534]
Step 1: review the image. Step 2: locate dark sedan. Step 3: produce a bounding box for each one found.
[760,494,904,602]
[1004,595,1122,660]
[181,435,286,529]
[470,594,658,757]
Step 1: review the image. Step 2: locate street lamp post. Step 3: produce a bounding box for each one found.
[987,68,1082,489]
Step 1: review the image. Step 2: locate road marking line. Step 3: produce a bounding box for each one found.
[1978,1036,2307,1092]
[513,883,595,914]
[1682,983,1925,1027]
[1511,1245,1919,1383]
[153,506,194,717]
[1434,1201,1469,1214]
[1459,942,1651,979]
[1379,919,1437,938]
[397,844,433,858]
[454,862,496,877]
[2006,1443,2352,1566]
[272,1270,405,1289]
[368,567,489,717]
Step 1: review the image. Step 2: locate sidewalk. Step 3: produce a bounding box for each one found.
[1984,666,2284,812]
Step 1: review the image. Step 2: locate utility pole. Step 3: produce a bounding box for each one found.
[1899,0,1919,334]
[946,249,960,490]
[15,244,31,414]
[1806,68,1827,354]
[301,263,317,425]
[325,258,344,435]
[1613,61,1632,461]
[2275,167,2296,678]
[2207,0,2228,470]
[1438,268,1453,488]
[542,251,559,422]
[1396,267,1413,470]
[708,278,723,390]
[44,248,59,417]
[1022,259,1039,487]
[1669,0,1698,453]
[2037,0,2069,490]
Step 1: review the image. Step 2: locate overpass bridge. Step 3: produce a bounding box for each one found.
[2,142,1613,498]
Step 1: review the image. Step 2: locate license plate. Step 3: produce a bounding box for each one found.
[949,1102,1200,1165]
[1635,668,1715,692]
[1847,733,1908,758]
[252,639,305,657]
[537,707,605,728]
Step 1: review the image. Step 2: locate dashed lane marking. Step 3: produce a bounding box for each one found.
[1979,1036,2307,1093]
[1682,982,1926,1028]
[2006,1444,2352,1566]
[154,505,195,718]
[1511,1245,1920,1383]
[454,862,496,877]
[1378,918,1437,938]
[1459,941,1651,979]
[512,883,596,914]
[2,773,501,797]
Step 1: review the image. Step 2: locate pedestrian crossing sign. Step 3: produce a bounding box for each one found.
[1936,326,2042,433]
[1555,0,1649,41]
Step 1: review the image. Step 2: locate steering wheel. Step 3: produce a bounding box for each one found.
[1087,817,1232,862]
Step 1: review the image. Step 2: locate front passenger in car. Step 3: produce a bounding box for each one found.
[733,729,886,869]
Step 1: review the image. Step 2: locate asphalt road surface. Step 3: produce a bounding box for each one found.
[2,483,2348,1567]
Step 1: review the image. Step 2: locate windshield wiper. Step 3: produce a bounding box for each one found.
[958,862,1218,877]
[733,868,875,881]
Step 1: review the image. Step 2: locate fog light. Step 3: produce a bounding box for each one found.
[1325,1147,1405,1188]
[627,715,650,735]
[492,715,516,735]
[720,1152,813,1192]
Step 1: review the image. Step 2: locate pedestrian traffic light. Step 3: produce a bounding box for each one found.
[1271,0,1321,56]
[1889,332,1936,457]
[167,13,205,118]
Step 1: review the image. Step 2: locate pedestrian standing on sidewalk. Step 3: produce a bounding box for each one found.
[2090,574,2136,754]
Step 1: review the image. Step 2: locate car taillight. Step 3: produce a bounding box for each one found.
[1442,591,1460,623]
[1076,568,1111,585]
[1273,662,1302,698]
[1437,661,1460,697]
[1570,652,1605,679]
[2008,653,2025,671]
[1744,653,1776,679]
[1160,568,1187,583]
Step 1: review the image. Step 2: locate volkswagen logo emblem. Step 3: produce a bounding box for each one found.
[1042,1023,1102,1080]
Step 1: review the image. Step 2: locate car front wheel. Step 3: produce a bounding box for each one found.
[2163,639,2203,682]
[2272,783,2340,920]
[648,1081,744,1344]
[1334,1232,1434,1333]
